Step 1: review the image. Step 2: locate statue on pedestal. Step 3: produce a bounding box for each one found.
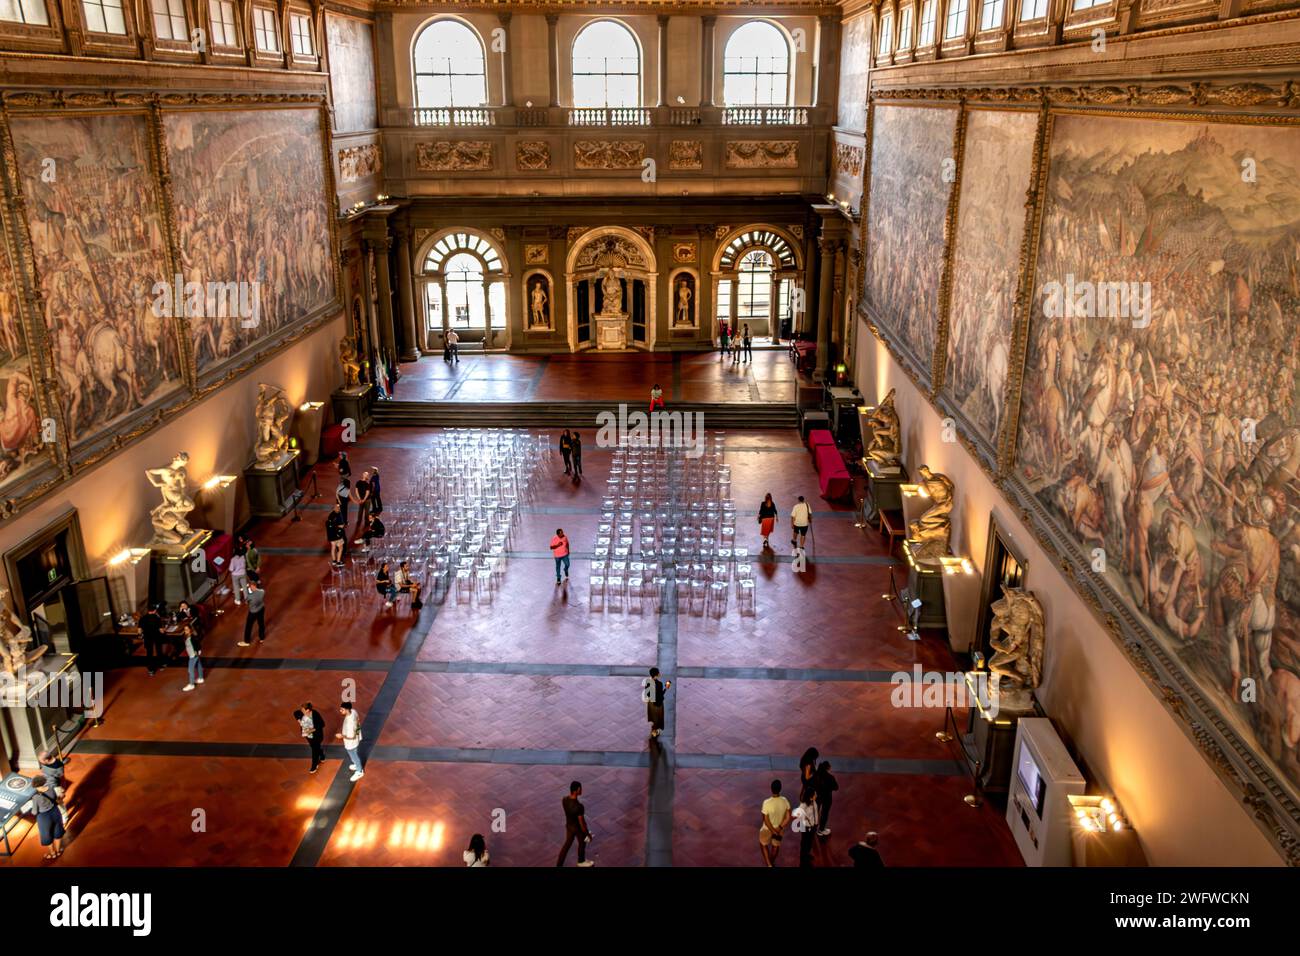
[987,587,1046,698]
[865,388,902,464]
[600,266,624,316]
[145,451,196,547]
[907,465,955,563]
[529,278,549,329]
[675,277,693,327]
[339,336,363,389]
[253,383,293,468]
[0,586,43,676]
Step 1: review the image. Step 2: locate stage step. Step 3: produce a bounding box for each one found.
[370,400,799,430]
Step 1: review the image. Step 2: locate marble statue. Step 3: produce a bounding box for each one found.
[145,451,196,547]
[339,336,362,389]
[0,586,42,676]
[907,465,955,563]
[987,587,1046,691]
[675,278,693,326]
[600,266,624,315]
[865,388,902,464]
[253,383,293,468]
[530,279,549,328]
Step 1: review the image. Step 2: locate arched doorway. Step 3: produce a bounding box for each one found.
[417,229,511,351]
[565,227,657,351]
[712,225,802,342]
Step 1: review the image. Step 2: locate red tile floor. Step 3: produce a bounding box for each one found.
[3,418,1020,868]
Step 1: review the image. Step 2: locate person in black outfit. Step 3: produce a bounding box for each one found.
[369,466,384,515]
[139,604,165,675]
[556,780,594,867]
[570,433,584,480]
[327,502,347,566]
[293,702,327,773]
[849,832,884,867]
[798,746,820,795]
[559,430,573,475]
[741,323,753,362]
[814,760,839,837]
[363,513,386,550]
[338,450,352,480]
[336,476,352,526]
[352,471,373,544]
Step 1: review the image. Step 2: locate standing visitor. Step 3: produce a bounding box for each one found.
[759,779,791,867]
[336,475,352,526]
[649,383,665,412]
[798,746,820,795]
[351,470,373,544]
[445,328,460,364]
[556,780,594,867]
[181,621,203,692]
[794,786,820,868]
[642,667,671,739]
[38,750,70,825]
[31,775,64,860]
[337,701,364,781]
[559,429,574,475]
[240,578,267,646]
[369,466,384,515]
[140,603,165,676]
[570,433,584,479]
[550,529,570,585]
[719,322,730,356]
[790,495,813,551]
[327,502,346,566]
[293,702,326,774]
[742,323,753,362]
[229,544,248,605]
[464,834,490,867]
[758,493,778,550]
[243,536,262,583]
[338,450,352,480]
[814,760,839,837]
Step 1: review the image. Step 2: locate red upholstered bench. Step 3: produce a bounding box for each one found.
[808,429,836,455]
[321,423,346,458]
[815,445,851,501]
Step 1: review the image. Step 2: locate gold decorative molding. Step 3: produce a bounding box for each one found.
[870,80,1300,111]
[573,139,645,170]
[416,140,493,172]
[524,243,548,265]
[724,140,799,169]
[516,140,551,171]
[338,143,381,183]
[668,139,703,170]
[672,241,696,263]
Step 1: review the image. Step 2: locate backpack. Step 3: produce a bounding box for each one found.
[641,678,655,704]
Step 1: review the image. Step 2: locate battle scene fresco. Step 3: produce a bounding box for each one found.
[864,104,958,381]
[9,113,183,449]
[0,204,46,487]
[943,109,1040,450]
[1014,113,1300,791]
[164,108,335,374]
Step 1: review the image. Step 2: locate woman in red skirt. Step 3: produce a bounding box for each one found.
[758,493,778,550]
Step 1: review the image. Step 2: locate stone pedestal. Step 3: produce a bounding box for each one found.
[332,385,373,436]
[903,539,947,631]
[245,450,303,519]
[595,312,629,350]
[0,655,85,774]
[865,458,908,521]
[293,401,327,466]
[149,530,215,607]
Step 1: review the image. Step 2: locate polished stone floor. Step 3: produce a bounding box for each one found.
[2,425,1019,867]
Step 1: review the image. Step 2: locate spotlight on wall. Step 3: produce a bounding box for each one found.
[525,100,533,108]
[676,95,685,105]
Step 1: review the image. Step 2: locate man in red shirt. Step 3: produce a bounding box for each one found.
[549,528,570,585]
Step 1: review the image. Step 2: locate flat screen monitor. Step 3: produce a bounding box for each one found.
[1017,744,1047,818]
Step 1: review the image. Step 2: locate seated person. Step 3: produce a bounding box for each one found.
[375,561,397,608]
[396,559,423,610]
[361,513,386,550]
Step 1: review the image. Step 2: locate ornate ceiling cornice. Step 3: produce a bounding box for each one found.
[374,0,843,12]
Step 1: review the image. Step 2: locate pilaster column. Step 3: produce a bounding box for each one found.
[394,227,419,361]
[815,15,841,111]
[831,242,847,357]
[700,16,717,107]
[546,14,560,108]
[497,12,515,106]
[658,15,670,107]
[367,236,398,379]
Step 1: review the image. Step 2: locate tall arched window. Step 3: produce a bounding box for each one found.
[737,250,774,326]
[572,20,640,108]
[413,19,487,109]
[421,232,507,346]
[723,21,790,106]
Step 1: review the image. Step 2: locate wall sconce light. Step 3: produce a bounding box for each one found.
[299,401,324,412]
[1069,794,1128,833]
[939,555,974,576]
[203,474,237,492]
[108,547,151,568]
[900,483,929,498]
[377,194,389,202]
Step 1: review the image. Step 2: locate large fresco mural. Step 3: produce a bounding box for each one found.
[836,14,871,134]
[942,109,1039,451]
[326,14,378,134]
[1014,113,1300,793]
[164,108,335,374]
[0,204,46,488]
[9,113,183,448]
[864,104,958,382]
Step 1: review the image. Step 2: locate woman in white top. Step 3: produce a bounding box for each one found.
[229,549,248,605]
[463,833,489,866]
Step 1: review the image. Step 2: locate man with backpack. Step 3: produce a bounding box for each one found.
[642,667,671,739]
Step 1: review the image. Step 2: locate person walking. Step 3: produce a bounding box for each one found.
[759,779,791,867]
[649,383,665,412]
[463,833,490,867]
[38,750,70,825]
[794,785,820,868]
[337,701,364,781]
[351,470,373,544]
[140,603,165,676]
[556,780,594,867]
[741,323,753,362]
[327,502,346,566]
[240,578,267,646]
[31,775,65,860]
[570,433,584,480]
[719,321,730,356]
[790,495,813,551]
[641,667,671,739]
[180,621,203,692]
[849,832,884,867]
[445,328,460,364]
[549,529,570,585]
[242,536,262,583]
[293,702,326,774]
[814,760,839,837]
[758,493,778,550]
[229,545,248,605]
[559,429,574,475]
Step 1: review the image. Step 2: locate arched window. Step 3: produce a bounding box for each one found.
[737,250,774,325]
[572,20,640,108]
[413,19,487,109]
[421,232,507,340]
[723,21,790,106]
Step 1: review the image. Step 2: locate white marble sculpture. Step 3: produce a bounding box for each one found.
[145,451,196,547]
